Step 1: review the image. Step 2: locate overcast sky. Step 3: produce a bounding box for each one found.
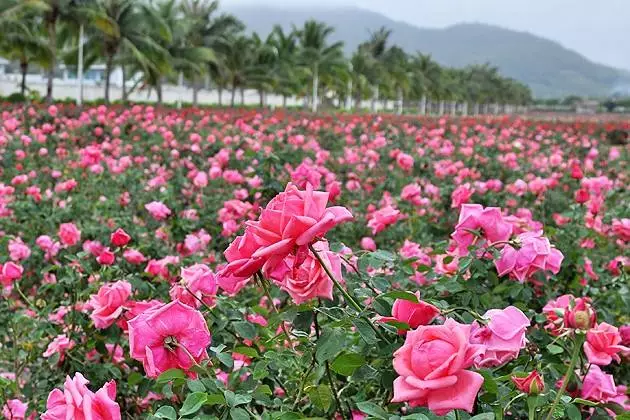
[222,0,629,70]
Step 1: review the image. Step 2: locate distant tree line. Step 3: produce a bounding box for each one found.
[0,0,533,110]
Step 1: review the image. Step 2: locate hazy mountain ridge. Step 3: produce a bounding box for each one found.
[225,5,630,98]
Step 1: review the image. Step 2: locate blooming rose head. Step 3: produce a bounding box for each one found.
[87,281,132,329]
[512,370,545,395]
[471,306,530,368]
[169,264,217,308]
[391,318,485,415]
[128,300,211,378]
[584,322,629,366]
[451,204,512,257]
[144,201,171,220]
[380,292,440,333]
[269,241,338,304]
[110,228,131,247]
[58,222,81,246]
[43,334,75,362]
[223,183,352,279]
[580,365,617,403]
[2,399,28,419]
[41,373,120,420]
[494,231,563,283]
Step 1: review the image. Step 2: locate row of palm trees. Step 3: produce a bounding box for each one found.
[0,0,533,111]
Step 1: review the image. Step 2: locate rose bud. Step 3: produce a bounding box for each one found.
[111,228,131,247]
[565,297,596,330]
[512,370,545,395]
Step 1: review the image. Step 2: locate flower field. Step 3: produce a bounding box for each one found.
[0,104,628,420]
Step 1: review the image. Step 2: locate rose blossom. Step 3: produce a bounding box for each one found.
[86,281,132,329]
[43,334,75,362]
[494,230,563,282]
[583,323,628,366]
[391,319,485,415]
[41,373,120,420]
[222,183,352,279]
[2,399,29,419]
[380,292,440,332]
[144,201,171,220]
[169,264,217,308]
[128,300,211,378]
[471,306,530,368]
[58,222,81,246]
[451,204,512,257]
[110,228,131,247]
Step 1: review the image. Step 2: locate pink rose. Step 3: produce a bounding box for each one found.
[96,248,115,265]
[450,185,474,208]
[367,205,401,235]
[128,300,211,378]
[41,373,120,420]
[451,204,512,257]
[565,296,596,331]
[223,183,352,278]
[2,399,28,419]
[58,222,81,246]
[391,319,485,415]
[123,248,146,264]
[8,238,31,261]
[580,365,617,403]
[86,281,132,329]
[494,231,563,283]
[380,292,440,332]
[270,241,338,304]
[584,323,628,366]
[360,237,376,251]
[144,201,171,220]
[169,264,217,308]
[471,306,530,367]
[43,334,75,362]
[110,228,131,247]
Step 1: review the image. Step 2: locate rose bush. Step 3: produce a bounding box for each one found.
[0,104,628,419]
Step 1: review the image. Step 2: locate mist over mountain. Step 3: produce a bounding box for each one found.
[225,5,630,98]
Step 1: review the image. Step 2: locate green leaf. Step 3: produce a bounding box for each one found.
[571,398,599,407]
[352,318,378,344]
[400,415,430,420]
[224,390,253,407]
[547,344,564,355]
[316,330,344,363]
[154,406,177,420]
[356,402,389,419]
[217,352,234,368]
[206,393,226,406]
[308,384,332,411]
[234,346,258,358]
[187,379,206,392]
[564,404,581,420]
[478,369,498,395]
[469,414,495,420]
[380,291,418,302]
[230,407,250,420]
[253,361,269,380]
[330,353,365,376]
[233,321,257,340]
[157,368,186,384]
[127,371,143,386]
[180,392,208,416]
[372,250,396,261]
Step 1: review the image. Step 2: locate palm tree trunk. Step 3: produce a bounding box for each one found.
[259,89,264,107]
[218,87,223,106]
[46,13,58,103]
[371,85,379,113]
[282,95,287,108]
[122,65,128,103]
[397,87,403,115]
[312,64,319,113]
[157,81,163,105]
[230,88,236,107]
[104,54,114,104]
[192,81,199,107]
[240,88,244,105]
[20,61,28,96]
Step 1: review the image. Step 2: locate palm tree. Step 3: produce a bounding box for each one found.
[0,9,51,96]
[222,34,255,107]
[383,45,410,114]
[296,20,344,113]
[270,25,300,107]
[95,0,171,103]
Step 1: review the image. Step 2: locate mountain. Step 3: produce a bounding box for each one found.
[225,5,630,98]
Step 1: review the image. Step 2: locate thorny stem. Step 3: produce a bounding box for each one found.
[309,244,390,344]
[544,334,585,420]
[255,272,296,349]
